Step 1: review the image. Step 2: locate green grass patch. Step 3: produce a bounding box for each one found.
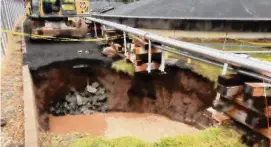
[41,127,245,147]
[154,127,244,147]
[111,59,135,76]
[202,43,271,62]
[167,52,230,83]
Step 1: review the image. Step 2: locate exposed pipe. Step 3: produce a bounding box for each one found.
[147,40,152,73]
[159,50,165,72]
[123,31,127,55]
[94,22,98,38]
[86,17,271,78]
[153,45,271,83]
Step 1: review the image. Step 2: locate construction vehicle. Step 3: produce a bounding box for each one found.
[24,0,90,40]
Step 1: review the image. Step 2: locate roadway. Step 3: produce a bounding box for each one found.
[95,0,271,20]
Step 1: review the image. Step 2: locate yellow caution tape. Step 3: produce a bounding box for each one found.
[1,29,122,42]
[3,29,271,46]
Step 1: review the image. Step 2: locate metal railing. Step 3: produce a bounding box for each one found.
[1,0,24,56]
[87,17,271,82]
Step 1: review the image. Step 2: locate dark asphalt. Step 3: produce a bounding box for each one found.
[23,18,114,71]
[23,40,115,70]
[100,0,271,20]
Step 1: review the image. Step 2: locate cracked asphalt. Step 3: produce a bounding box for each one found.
[23,20,114,70]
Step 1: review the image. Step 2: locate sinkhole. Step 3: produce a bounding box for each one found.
[31,59,217,139]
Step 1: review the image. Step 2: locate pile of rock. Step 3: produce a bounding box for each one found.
[49,82,108,116]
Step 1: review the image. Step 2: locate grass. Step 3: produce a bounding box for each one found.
[111,59,135,76]
[154,127,244,147]
[205,44,271,62]
[40,126,245,147]
[72,136,152,147]
[167,51,227,83]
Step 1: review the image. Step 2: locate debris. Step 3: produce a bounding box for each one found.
[83,109,95,115]
[101,104,108,113]
[76,94,83,106]
[97,94,107,102]
[91,82,99,88]
[86,85,97,94]
[97,88,106,95]
[102,46,117,57]
[85,50,90,54]
[81,97,89,105]
[65,93,76,103]
[49,81,108,116]
[78,50,83,55]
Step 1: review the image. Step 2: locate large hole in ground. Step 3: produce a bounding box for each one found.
[32,60,217,141]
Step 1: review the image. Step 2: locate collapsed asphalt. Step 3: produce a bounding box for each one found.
[23,39,114,70]
[22,18,116,70]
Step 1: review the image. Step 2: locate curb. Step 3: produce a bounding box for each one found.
[23,65,39,147]
[19,16,39,147]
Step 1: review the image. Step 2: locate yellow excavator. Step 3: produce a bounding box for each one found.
[24,0,90,40]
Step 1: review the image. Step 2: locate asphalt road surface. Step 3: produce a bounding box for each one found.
[24,39,115,70]
[100,0,271,20]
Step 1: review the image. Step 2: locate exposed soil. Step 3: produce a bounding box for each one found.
[32,61,217,132]
[49,112,199,142]
[49,114,106,136]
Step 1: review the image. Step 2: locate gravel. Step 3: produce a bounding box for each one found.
[2,139,24,147]
[1,17,25,145]
[49,81,108,116]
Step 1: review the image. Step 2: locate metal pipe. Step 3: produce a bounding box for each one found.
[159,50,165,72]
[222,63,228,75]
[86,17,271,76]
[94,22,98,38]
[123,31,127,55]
[147,40,152,73]
[153,45,271,83]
